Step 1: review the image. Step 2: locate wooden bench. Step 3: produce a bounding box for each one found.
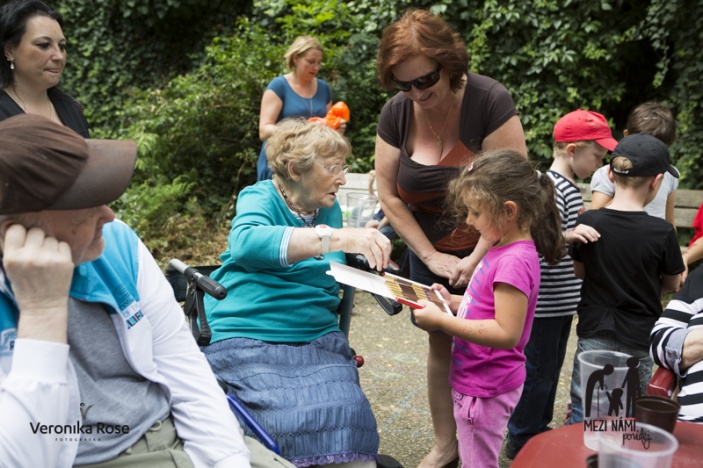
[339,173,703,245]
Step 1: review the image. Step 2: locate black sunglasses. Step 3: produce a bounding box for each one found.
[393,64,442,92]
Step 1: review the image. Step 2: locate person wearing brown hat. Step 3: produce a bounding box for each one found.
[565,132,684,425]
[0,115,293,468]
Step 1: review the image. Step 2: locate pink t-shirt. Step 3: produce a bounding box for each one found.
[449,240,541,398]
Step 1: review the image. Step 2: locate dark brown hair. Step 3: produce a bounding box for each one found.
[0,0,63,88]
[626,102,676,147]
[447,150,565,265]
[376,8,468,92]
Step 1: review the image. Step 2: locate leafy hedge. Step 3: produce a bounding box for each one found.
[43,0,703,248]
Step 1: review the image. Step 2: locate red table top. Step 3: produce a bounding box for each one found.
[511,421,703,467]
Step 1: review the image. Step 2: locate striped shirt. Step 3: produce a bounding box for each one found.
[650,266,703,423]
[534,170,583,318]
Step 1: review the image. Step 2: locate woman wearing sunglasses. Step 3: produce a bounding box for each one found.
[204,118,391,467]
[375,8,526,468]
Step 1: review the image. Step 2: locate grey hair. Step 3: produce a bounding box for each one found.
[266,118,351,180]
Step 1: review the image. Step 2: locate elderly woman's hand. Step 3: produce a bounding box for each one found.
[339,227,391,271]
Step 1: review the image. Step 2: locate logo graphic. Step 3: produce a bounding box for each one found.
[584,356,641,418]
[79,403,93,420]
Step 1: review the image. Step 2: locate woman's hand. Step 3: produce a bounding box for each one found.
[449,255,479,288]
[338,227,391,271]
[423,251,461,280]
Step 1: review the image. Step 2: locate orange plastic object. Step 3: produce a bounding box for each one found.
[328,101,350,121]
[308,101,350,130]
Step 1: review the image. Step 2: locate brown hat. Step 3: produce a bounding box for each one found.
[0,114,137,214]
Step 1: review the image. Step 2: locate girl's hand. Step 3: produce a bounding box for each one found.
[423,251,460,280]
[429,283,452,304]
[411,299,447,332]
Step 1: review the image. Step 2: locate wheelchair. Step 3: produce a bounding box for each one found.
[165,255,404,467]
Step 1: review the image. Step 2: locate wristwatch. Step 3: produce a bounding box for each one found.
[314,224,333,255]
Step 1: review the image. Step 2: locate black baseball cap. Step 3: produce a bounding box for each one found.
[610,133,678,178]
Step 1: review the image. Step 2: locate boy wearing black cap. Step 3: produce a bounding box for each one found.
[565,133,685,425]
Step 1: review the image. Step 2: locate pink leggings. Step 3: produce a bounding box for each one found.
[452,385,523,468]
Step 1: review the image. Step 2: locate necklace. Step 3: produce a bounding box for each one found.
[425,98,456,155]
[10,83,52,120]
[291,73,315,117]
[306,96,314,118]
[276,180,318,227]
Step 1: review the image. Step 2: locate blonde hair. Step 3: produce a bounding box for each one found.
[610,156,650,188]
[266,118,351,180]
[284,36,323,69]
[552,140,596,159]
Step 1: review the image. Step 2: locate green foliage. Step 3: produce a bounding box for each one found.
[36,0,703,239]
[54,0,252,136]
[118,20,282,221]
[250,0,399,170]
[113,176,193,252]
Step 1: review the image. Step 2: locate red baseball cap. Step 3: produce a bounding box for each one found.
[553,109,618,151]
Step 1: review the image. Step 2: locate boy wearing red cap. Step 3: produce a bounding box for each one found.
[566,133,684,425]
[505,109,616,458]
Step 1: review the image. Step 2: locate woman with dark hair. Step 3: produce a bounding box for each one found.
[0,0,88,135]
[374,9,526,467]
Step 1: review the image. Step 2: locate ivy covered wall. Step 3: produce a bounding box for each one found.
[14,0,701,248]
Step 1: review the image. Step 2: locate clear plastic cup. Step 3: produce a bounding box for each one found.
[598,422,678,468]
[346,193,378,227]
[578,350,634,449]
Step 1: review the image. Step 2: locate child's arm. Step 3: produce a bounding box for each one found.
[590,191,613,210]
[414,283,528,349]
[661,273,682,294]
[665,192,676,228]
[574,260,585,280]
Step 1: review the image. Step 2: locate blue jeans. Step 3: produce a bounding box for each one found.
[566,332,653,425]
[506,315,573,448]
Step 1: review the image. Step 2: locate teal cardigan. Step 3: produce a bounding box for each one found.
[206,180,346,343]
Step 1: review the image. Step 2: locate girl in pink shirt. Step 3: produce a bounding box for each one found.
[413,150,564,467]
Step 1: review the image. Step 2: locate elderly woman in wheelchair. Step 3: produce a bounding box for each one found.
[203,118,392,468]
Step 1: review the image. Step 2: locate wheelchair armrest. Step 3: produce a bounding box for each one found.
[647,366,677,398]
[166,259,224,346]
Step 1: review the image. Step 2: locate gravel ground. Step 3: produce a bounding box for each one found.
[349,291,578,468]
